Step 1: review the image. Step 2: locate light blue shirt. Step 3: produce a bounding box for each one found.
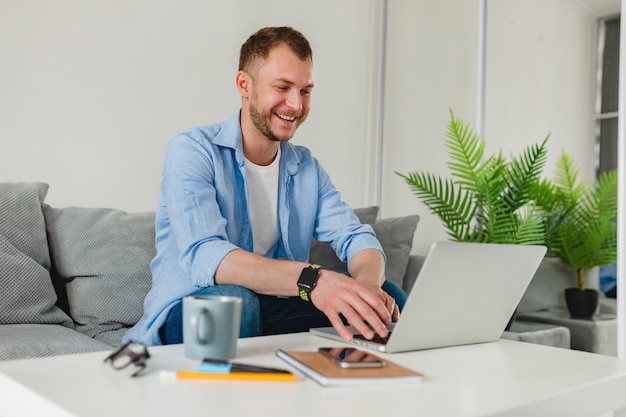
[124,111,383,346]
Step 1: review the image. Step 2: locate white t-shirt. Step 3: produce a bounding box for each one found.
[244,147,281,257]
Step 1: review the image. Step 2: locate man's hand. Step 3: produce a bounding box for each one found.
[367,281,400,322]
[216,248,398,341]
[309,270,395,341]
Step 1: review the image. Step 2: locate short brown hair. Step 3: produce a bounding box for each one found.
[239,26,313,73]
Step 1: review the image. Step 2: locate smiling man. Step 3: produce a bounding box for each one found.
[124,27,407,347]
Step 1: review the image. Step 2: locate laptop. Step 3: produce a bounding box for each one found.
[310,241,546,353]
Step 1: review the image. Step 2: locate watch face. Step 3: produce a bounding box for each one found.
[298,267,319,288]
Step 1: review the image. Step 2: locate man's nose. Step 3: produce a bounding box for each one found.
[285,90,302,112]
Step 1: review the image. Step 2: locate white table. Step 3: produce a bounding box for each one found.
[2,333,626,417]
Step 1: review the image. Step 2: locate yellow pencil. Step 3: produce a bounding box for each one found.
[175,371,298,382]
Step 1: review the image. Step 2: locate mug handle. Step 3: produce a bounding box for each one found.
[190,307,212,345]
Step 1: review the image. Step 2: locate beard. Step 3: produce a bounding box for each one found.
[250,101,281,142]
[248,90,303,142]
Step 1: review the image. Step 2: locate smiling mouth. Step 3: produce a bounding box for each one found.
[274,112,298,122]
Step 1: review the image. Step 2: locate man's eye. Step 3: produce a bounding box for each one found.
[301,90,312,97]
[277,86,288,91]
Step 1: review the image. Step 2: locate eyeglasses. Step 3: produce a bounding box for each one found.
[104,341,150,377]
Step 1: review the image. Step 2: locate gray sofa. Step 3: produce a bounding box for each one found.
[0,182,420,361]
[6,181,609,362]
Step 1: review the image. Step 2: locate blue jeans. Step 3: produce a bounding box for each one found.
[159,281,407,344]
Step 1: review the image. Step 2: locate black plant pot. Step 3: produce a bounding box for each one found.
[564,288,599,319]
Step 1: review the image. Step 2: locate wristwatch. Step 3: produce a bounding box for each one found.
[297,264,322,302]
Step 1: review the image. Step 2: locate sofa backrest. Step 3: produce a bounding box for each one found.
[0,180,421,345]
[0,182,73,329]
[44,205,156,339]
[44,205,420,341]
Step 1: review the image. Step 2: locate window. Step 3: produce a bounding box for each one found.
[595,15,620,297]
[595,16,620,176]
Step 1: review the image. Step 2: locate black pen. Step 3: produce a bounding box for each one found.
[201,359,291,374]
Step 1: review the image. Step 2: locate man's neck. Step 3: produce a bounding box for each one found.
[243,139,280,166]
[240,110,280,166]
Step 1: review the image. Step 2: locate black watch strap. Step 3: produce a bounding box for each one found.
[297,264,322,302]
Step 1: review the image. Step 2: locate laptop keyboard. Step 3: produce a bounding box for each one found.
[353,331,392,345]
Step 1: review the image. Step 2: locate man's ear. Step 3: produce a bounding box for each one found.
[236,70,250,98]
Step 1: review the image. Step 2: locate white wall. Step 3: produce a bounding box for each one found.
[383,0,608,254]
[0,0,382,212]
[382,0,482,254]
[485,0,598,180]
[1,0,614,257]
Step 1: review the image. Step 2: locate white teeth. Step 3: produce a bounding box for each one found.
[275,113,296,122]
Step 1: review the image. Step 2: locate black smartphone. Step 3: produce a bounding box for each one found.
[318,347,385,368]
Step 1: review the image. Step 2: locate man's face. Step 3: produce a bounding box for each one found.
[246,44,313,142]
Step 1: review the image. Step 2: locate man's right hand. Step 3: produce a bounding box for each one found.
[309,270,393,341]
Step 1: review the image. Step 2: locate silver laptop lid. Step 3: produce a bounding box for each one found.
[311,241,546,353]
[385,241,546,352]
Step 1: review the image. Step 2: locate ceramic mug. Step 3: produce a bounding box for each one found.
[182,295,242,361]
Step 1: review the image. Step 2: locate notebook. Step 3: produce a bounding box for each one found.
[310,241,546,353]
[275,349,424,387]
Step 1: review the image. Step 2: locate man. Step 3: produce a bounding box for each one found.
[124,26,407,347]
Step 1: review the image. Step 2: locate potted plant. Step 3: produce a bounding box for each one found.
[396,110,548,245]
[532,153,618,319]
[395,111,549,330]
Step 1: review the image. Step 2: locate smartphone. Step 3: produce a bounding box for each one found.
[318,347,385,368]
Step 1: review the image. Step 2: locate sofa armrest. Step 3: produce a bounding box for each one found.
[599,296,617,315]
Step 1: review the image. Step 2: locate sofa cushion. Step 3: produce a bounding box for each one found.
[373,215,420,287]
[0,324,111,361]
[44,206,156,339]
[0,182,73,327]
[94,327,129,347]
[308,206,379,273]
[309,208,419,286]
